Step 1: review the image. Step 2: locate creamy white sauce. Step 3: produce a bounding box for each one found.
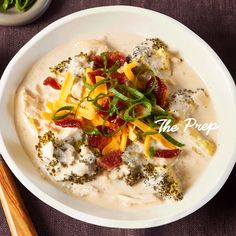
[14,32,217,210]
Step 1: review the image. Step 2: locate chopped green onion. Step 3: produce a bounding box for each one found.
[0,0,10,10]
[101,52,107,72]
[52,106,74,121]
[84,126,102,135]
[143,131,159,135]
[82,76,93,90]
[107,62,119,73]
[119,85,145,100]
[106,121,127,137]
[1,0,35,12]
[161,132,185,147]
[123,101,152,121]
[15,0,35,12]
[144,78,157,95]
[149,146,155,158]
[92,93,109,111]
[86,78,111,100]
[153,110,175,126]
[109,87,131,102]
[109,96,119,114]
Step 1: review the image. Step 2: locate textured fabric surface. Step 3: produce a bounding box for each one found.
[0,0,235,235]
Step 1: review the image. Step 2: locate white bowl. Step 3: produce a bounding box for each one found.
[0,6,236,228]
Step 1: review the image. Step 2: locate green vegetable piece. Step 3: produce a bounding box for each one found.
[52,105,74,121]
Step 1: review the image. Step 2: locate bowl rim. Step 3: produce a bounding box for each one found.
[0,5,236,229]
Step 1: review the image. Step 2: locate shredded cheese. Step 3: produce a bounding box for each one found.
[46,101,53,111]
[76,106,96,120]
[144,135,151,158]
[128,125,137,141]
[41,112,52,121]
[123,61,137,83]
[93,76,107,104]
[102,137,120,155]
[131,120,176,149]
[25,113,38,131]
[59,72,75,101]
[85,68,93,84]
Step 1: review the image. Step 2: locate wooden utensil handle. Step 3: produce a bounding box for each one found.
[0,159,37,236]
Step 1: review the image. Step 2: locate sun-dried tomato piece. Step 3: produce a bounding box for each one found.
[90,54,103,68]
[88,125,113,150]
[155,149,181,158]
[90,52,126,69]
[88,135,110,150]
[107,51,126,67]
[110,72,127,84]
[97,150,123,170]
[54,119,82,128]
[88,69,105,84]
[96,98,110,118]
[43,77,61,90]
[108,115,125,130]
[96,125,113,135]
[146,77,169,107]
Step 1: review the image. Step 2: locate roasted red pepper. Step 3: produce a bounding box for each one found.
[43,77,61,90]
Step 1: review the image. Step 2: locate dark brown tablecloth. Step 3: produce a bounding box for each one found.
[0,0,236,235]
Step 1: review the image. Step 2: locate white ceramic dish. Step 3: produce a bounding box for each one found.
[0,6,236,228]
[0,0,52,26]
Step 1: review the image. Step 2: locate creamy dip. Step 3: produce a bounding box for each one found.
[15,32,217,210]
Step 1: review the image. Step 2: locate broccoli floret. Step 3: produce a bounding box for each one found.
[132,38,171,77]
[124,165,143,186]
[143,163,183,201]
